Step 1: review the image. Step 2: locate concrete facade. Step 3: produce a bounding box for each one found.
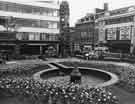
[75,3,135,54]
[0,0,60,56]
[96,5,135,53]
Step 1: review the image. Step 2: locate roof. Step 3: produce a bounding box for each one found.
[110,5,135,16]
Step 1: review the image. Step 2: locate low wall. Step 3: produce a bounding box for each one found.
[33,62,119,87]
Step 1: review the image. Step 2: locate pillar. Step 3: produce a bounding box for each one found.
[56,44,59,56]
[98,21,106,43]
[40,45,43,55]
[130,25,134,54]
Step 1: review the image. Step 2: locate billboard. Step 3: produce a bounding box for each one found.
[120,26,131,40]
[107,28,116,40]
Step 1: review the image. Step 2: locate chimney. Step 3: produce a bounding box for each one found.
[104,3,108,11]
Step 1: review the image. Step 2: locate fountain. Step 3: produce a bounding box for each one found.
[34,62,119,88]
[70,65,82,84]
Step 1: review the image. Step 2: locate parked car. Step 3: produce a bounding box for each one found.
[84,51,98,60]
[94,46,109,59]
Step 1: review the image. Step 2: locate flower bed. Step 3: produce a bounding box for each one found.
[60,61,135,93]
[0,77,119,104]
[0,60,50,78]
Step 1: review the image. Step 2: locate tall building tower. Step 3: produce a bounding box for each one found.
[59,1,70,57]
[60,1,69,32]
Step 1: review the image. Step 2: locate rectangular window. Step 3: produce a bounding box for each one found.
[29,33,34,40]
[16,33,22,40]
[41,33,46,40]
[22,32,28,40]
[40,21,49,28]
[34,33,40,40]
[120,26,131,40]
[107,28,117,40]
[32,7,40,15]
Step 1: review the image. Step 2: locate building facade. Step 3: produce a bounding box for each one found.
[96,4,135,54]
[0,0,60,56]
[72,14,97,53]
[74,3,135,54]
[59,1,70,56]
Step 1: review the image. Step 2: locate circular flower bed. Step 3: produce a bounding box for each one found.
[0,78,119,104]
[60,61,135,92]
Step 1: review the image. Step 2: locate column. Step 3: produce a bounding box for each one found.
[56,43,59,56]
[130,25,134,54]
[98,21,106,43]
[40,45,43,55]
[14,44,20,56]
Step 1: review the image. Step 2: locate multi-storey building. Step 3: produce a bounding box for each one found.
[72,14,97,53]
[59,1,70,56]
[96,4,135,54]
[74,3,135,54]
[0,0,59,56]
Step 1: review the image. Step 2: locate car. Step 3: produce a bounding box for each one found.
[84,51,97,60]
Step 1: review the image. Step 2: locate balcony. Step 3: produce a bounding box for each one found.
[0,11,59,22]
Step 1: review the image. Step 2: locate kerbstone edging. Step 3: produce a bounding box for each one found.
[33,64,58,83]
[54,63,119,87]
[33,62,119,87]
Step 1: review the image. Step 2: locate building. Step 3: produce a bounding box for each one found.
[73,3,135,54]
[96,4,135,54]
[72,13,97,53]
[0,0,60,56]
[59,1,70,56]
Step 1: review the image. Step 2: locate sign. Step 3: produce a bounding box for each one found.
[120,26,131,40]
[107,28,116,40]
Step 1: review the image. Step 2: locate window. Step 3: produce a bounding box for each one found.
[40,21,49,28]
[46,34,49,41]
[0,2,6,10]
[53,10,58,16]
[22,32,28,40]
[32,7,40,15]
[41,33,46,40]
[34,33,40,40]
[29,33,34,40]
[16,33,22,40]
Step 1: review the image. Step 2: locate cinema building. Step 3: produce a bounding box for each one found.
[0,0,59,55]
[97,5,135,54]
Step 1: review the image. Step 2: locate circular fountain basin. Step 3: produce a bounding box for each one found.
[33,63,119,87]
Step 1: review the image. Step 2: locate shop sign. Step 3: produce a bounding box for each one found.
[107,28,116,40]
[120,26,131,40]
